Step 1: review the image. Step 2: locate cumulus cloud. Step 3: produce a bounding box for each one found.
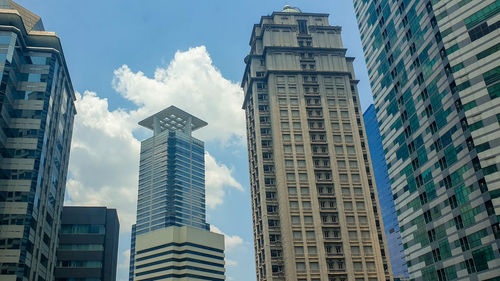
[111,46,246,145]
[205,152,244,209]
[210,225,244,252]
[66,46,245,235]
[65,91,139,232]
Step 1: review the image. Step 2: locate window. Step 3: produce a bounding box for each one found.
[448,195,458,209]
[308,246,318,255]
[356,201,365,210]
[459,236,470,251]
[353,262,363,271]
[60,225,105,234]
[295,246,304,256]
[454,215,464,229]
[464,258,476,274]
[298,20,308,34]
[432,248,442,262]
[351,246,360,255]
[296,262,306,272]
[346,216,355,225]
[428,229,436,242]
[437,268,446,281]
[57,260,102,268]
[344,201,353,210]
[424,210,432,223]
[429,121,438,134]
[359,216,368,225]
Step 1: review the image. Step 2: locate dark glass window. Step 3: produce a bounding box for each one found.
[298,20,308,34]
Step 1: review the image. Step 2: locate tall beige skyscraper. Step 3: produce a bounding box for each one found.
[242,6,392,281]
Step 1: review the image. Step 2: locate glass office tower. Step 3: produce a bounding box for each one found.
[242,6,392,281]
[129,106,224,281]
[0,2,76,281]
[134,106,209,235]
[364,104,408,278]
[354,0,500,279]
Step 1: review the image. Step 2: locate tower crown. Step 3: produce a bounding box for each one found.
[139,105,207,136]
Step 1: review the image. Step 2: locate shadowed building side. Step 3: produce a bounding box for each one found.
[55,206,119,281]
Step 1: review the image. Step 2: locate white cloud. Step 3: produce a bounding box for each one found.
[65,91,139,232]
[118,249,130,270]
[210,225,244,252]
[205,152,244,209]
[66,46,245,236]
[111,46,246,145]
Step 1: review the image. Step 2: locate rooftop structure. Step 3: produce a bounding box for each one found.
[138,105,207,135]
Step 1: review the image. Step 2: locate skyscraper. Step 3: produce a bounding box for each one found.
[353,0,500,279]
[0,2,76,281]
[55,206,119,281]
[364,105,408,278]
[242,6,392,281]
[129,106,225,281]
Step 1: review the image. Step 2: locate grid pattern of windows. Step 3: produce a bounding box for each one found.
[243,8,391,281]
[136,130,208,235]
[354,0,500,279]
[0,6,76,281]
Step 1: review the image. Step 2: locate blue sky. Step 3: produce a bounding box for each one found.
[18,1,375,280]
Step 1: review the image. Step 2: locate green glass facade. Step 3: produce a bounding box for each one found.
[354,0,500,279]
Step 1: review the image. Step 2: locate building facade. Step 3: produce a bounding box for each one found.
[353,0,500,280]
[242,6,392,281]
[134,226,225,281]
[364,104,408,278]
[129,224,136,281]
[0,1,76,281]
[129,106,225,281]
[55,206,119,281]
